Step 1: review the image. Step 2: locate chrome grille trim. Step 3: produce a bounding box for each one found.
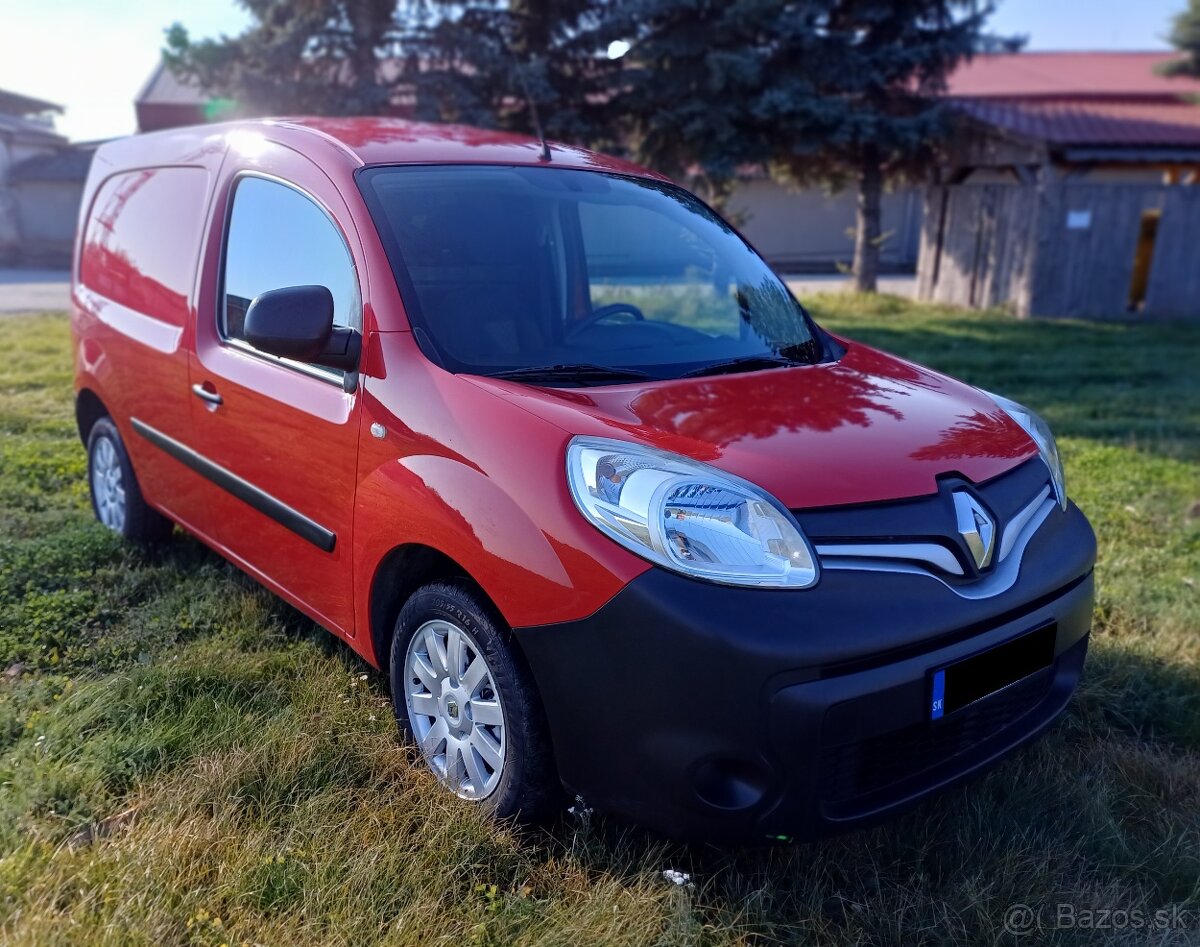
[998,485,1051,562]
[813,542,964,576]
[815,485,1056,600]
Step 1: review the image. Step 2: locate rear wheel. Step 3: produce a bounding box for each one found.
[389,580,555,818]
[86,416,171,542]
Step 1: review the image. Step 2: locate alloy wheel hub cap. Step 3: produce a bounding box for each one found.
[91,436,127,531]
[404,619,506,800]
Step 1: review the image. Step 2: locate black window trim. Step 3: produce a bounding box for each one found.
[217,169,363,387]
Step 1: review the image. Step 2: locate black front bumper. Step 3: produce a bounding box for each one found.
[514,499,1096,841]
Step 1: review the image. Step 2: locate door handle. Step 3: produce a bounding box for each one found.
[191,383,223,407]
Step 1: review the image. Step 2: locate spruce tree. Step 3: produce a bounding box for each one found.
[1161,0,1200,78]
[164,1,1011,293]
[605,0,1008,291]
[164,0,404,117]
[407,0,620,147]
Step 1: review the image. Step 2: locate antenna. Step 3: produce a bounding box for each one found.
[510,51,552,162]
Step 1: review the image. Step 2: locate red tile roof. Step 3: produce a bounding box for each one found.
[946,52,1200,150]
[957,98,1200,147]
[0,87,64,116]
[946,51,1200,100]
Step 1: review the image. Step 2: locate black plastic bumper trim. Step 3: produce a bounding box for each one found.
[130,417,336,553]
[514,501,1096,841]
[813,570,1091,681]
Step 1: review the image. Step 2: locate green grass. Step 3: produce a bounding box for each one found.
[0,302,1197,946]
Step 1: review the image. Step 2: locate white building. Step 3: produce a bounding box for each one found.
[0,88,96,267]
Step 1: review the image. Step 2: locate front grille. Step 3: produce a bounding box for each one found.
[793,458,1050,581]
[819,669,1052,807]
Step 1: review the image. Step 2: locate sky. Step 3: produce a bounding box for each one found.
[0,1,251,142]
[0,0,1189,143]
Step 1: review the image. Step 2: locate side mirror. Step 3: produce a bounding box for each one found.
[244,285,333,361]
[243,285,360,372]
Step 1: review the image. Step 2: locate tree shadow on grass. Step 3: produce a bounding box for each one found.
[819,313,1200,463]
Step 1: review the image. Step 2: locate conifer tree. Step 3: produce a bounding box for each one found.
[1161,0,1200,78]
[164,0,404,117]
[165,1,1012,292]
[604,0,1008,291]
[406,0,620,147]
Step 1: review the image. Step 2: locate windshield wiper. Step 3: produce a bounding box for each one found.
[484,363,656,385]
[680,354,803,379]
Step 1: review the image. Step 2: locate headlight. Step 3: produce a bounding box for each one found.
[987,392,1067,510]
[565,436,818,588]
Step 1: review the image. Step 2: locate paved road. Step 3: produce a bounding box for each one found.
[0,269,71,313]
[0,268,915,316]
[784,273,916,299]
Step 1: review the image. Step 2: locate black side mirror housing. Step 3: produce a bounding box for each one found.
[317,326,362,372]
[243,285,360,372]
[244,285,334,361]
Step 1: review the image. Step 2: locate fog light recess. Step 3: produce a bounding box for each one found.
[691,757,772,811]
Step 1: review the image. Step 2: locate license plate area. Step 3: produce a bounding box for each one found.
[930,623,1057,721]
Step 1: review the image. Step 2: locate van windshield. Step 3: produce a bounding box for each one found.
[359,165,822,383]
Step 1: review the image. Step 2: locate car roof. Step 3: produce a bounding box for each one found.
[280,117,664,176]
[90,117,668,205]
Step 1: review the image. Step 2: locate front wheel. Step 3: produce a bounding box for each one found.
[389,580,556,819]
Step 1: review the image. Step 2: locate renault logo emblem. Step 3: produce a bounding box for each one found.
[953,491,996,570]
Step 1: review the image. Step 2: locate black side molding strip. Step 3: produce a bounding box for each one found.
[131,417,337,553]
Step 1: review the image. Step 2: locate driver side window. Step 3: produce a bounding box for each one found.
[577,201,742,338]
[222,176,360,353]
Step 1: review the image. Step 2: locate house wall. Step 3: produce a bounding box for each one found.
[0,200,17,263]
[917,183,1039,314]
[918,180,1200,318]
[12,179,85,266]
[1033,182,1200,318]
[0,135,72,264]
[1075,167,1167,184]
[725,178,924,273]
[1142,188,1200,316]
[136,102,206,133]
[0,137,20,263]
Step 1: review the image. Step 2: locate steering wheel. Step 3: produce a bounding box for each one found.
[566,302,646,339]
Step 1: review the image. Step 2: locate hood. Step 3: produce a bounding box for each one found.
[466,342,1039,509]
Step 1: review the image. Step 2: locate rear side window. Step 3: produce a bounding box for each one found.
[221,176,359,347]
[80,167,209,326]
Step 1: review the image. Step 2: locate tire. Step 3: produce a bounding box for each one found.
[86,416,172,543]
[389,580,556,819]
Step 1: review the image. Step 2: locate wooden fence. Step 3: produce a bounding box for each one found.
[917,182,1200,319]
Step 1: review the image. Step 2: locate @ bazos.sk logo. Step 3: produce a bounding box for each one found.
[1003,902,1195,936]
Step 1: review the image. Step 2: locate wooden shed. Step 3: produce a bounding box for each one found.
[917,53,1200,319]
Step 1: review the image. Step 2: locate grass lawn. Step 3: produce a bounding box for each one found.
[0,300,1197,946]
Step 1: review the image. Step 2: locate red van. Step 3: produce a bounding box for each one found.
[72,119,1095,841]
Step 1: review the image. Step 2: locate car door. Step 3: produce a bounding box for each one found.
[75,165,221,538]
[189,155,363,638]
